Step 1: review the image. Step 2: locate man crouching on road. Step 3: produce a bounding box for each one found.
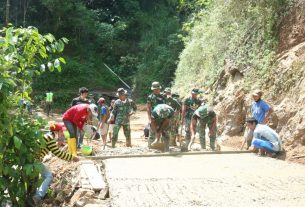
[188,105,217,151]
[150,104,174,152]
[246,117,282,157]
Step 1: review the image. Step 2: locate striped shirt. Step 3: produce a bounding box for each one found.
[40,134,73,161]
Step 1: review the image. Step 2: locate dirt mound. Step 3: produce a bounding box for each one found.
[212,1,305,164]
[278,0,305,53]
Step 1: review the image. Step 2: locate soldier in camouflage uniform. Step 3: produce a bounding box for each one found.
[188,105,217,150]
[147,82,165,147]
[163,88,181,146]
[108,88,136,148]
[150,104,175,152]
[181,89,203,144]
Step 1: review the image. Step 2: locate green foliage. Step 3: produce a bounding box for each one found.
[133,3,184,101]
[0,26,65,206]
[173,0,289,97]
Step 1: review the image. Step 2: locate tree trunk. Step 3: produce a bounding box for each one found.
[5,0,10,25]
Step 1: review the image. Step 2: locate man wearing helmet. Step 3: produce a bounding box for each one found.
[188,105,217,151]
[147,82,165,147]
[181,88,203,146]
[63,103,98,155]
[108,88,136,148]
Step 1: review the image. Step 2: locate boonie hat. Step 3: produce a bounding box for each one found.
[116,88,128,96]
[151,82,162,90]
[164,87,171,93]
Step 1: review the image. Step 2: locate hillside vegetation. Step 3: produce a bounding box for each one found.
[173,0,291,97]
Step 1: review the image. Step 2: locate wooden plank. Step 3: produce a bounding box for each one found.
[80,161,106,190]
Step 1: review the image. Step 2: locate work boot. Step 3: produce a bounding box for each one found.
[199,138,206,149]
[32,195,41,206]
[210,137,216,151]
[164,139,170,152]
[126,139,131,147]
[111,140,116,148]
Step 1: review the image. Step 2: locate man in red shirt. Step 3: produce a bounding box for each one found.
[63,103,98,156]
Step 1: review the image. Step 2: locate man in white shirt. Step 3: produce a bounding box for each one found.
[246,117,282,157]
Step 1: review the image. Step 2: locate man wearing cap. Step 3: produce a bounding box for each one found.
[181,89,203,145]
[63,103,98,156]
[245,117,282,156]
[241,89,273,150]
[108,88,136,148]
[98,98,110,149]
[150,104,175,152]
[188,105,217,150]
[147,81,165,147]
[164,88,181,146]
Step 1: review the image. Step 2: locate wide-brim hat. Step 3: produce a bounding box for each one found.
[151,82,162,90]
[252,89,263,97]
[164,87,171,93]
[116,88,128,96]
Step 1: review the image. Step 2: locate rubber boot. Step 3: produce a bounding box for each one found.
[199,137,206,149]
[67,138,72,154]
[210,137,216,151]
[164,139,170,152]
[111,139,116,148]
[70,138,77,156]
[126,139,131,147]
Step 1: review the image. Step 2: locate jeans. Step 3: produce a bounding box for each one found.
[63,120,77,138]
[77,129,85,148]
[35,164,53,198]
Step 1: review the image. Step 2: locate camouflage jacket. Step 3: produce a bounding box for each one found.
[151,104,174,120]
[183,97,202,119]
[192,105,216,124]
[165,96,181,112]
[111,98,136,125]
[147,93,165,111]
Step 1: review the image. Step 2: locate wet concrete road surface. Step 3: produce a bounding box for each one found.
[104,154,305,207]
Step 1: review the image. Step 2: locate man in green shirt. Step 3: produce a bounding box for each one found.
[45,89,53,117]
[150,104,174,152]
[147,82,165,147]
[181,88,203,144]
[188,105,217,150]
[108,88,136,148]
[164,88,181,146]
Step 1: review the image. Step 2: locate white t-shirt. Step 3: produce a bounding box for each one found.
[253,124,282,151]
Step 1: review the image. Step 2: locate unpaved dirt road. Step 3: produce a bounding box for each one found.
[105,154,305,207]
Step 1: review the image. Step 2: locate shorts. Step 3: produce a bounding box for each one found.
[252,138,279,152]
[108,124,114,134]
[99,123,109,136]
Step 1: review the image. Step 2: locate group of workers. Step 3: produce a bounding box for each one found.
[30,84,282,206]
[147,81,217,152]
[146,82,282,156]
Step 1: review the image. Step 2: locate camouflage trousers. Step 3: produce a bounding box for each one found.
[198,120,217,150]
[112,124,131,147]
[148,119,170,151]
[169,113,180,145]
[184,117,192,140]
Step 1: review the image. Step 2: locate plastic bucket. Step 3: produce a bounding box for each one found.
[81,145,93,156]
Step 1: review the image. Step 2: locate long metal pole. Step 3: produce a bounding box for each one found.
[103,63,131,89]
[87,150,252,160]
